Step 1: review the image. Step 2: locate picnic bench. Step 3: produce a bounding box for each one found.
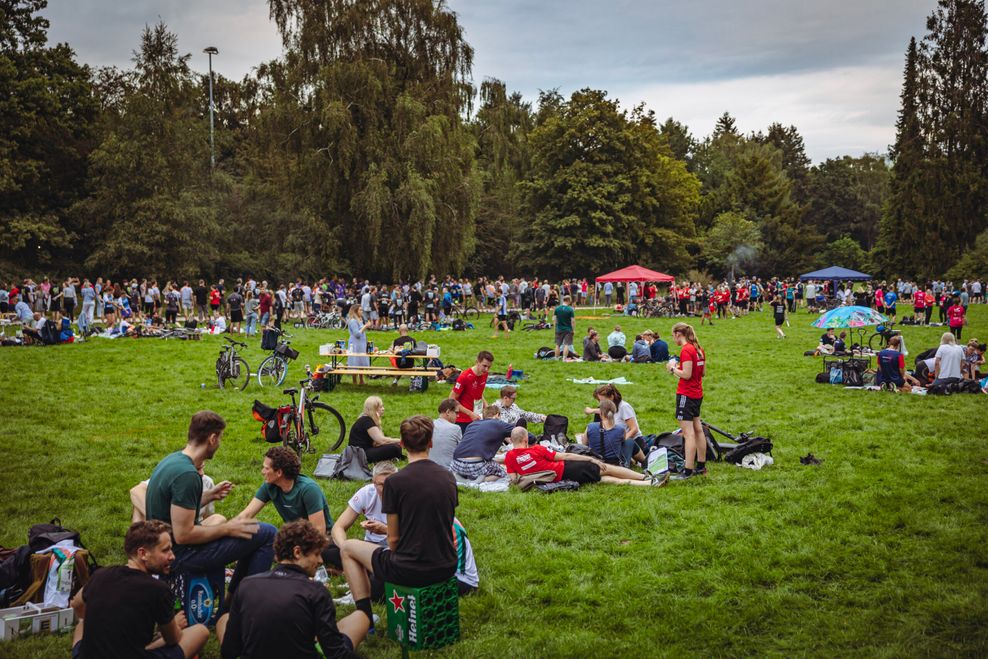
[318,345,439,391]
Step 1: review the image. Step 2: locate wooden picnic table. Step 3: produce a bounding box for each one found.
[317,348,438,391]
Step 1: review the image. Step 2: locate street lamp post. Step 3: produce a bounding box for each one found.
[203,46,219,170]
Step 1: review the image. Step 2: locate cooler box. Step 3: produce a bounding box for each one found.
[384,578,459,650]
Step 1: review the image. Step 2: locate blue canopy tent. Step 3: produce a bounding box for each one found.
[798,266,872,282]
[799,266,872,305]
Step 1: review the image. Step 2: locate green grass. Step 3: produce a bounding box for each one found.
[2,307,987,657]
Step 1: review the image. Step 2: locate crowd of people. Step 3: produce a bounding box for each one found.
[2,273,983,346]
[66,316,713,657]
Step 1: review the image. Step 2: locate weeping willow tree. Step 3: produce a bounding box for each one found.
[256,0,481,279]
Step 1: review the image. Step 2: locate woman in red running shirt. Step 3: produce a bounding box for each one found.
[947,297,967,340]
[667,322,706,480]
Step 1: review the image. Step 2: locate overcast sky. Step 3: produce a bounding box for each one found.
[44,0,935,162]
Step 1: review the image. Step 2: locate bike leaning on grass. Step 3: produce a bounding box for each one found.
[216,336,250,390]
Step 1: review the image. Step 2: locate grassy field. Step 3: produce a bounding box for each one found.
[1,306,987,657]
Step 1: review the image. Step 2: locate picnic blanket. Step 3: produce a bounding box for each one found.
[566,376,634,385]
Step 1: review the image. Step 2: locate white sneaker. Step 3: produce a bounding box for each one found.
[333,592,355,606]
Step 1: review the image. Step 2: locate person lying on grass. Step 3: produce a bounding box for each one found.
[505,427,667,487]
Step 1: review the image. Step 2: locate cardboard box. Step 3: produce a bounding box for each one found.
[0,603,74,641]
[426,345,440,358]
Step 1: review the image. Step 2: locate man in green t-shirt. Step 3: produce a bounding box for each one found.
[237,446,338,567]
[145,410,276,595]
[553,295,576,359]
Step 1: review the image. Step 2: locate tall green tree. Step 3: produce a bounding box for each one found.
[74,23,222,278]
[0,0,96,274]
[701,211,763,278]
[260,0,480,280]
[659,117,697,168]
[469,78,533,275]
[807,154,890,250]
[517,89,699,277]
[754,123,811,202]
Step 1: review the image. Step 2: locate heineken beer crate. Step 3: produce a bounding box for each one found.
[0,603,74,641]
[384,578,459,650]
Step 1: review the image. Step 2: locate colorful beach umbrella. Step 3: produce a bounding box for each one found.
[811,305,889,329]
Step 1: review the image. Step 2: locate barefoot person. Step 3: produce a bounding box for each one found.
[340,416,458,631]
[217,520,371,658]
[70,521,210,659]
[667,322,707,480]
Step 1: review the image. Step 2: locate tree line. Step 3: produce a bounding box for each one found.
[1,0,986,282]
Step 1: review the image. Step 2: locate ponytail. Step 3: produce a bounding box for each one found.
[671,322,704,362]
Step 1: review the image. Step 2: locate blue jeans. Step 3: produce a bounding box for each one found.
[172,522,276,594]
[245,312,258,336]
[621,438,640,466]
[260,311,270,328]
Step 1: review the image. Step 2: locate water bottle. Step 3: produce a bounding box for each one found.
[506,363,514,380]
[305,364,312,379]
[314,565,329,584]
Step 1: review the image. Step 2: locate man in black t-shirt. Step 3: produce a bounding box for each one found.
[391,324,416,369]
[217,521,368,659]
[71,521,210,659]
[194,280,208,322]
[341,415,458,629]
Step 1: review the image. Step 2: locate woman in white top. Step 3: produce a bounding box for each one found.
[584,383,646,467]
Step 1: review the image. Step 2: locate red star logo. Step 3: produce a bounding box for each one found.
[389,590,405,613]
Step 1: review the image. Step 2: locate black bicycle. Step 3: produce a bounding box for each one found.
[216,337,250,390]
[257,329,298,387]
[867,321,899,351]
[281,375,347,460]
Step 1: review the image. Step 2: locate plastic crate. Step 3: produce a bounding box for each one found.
[0,603,74,641]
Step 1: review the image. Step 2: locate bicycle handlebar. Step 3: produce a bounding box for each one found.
[224,337,247,347]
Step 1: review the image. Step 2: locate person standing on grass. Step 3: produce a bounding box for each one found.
[341,416,458,633]
[70,521,210,659]
[771,293,787,338]
[947,297,967,340]
[346,304,372,385]
[194,279,208,321]
[667,322,707,481]
[218,520,371,659]
[553,294,576,359]
[492,287,510,338]
[450,350,494,433]
[145,411,276,598]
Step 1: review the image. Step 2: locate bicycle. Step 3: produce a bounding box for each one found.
[280,373,347,461]
[216,337,250,390]
[257,329,299,387]
[866,321,900,351]
[295,311,344,330]
[449,302,479,322]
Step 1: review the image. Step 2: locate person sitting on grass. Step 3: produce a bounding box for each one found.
[492,385,547,426]
[607,325,628,360]
[582,327,609,362]
[505,427,667,487]
[348,395,403,463]
[963,339,985,380]
[340,416,458,632]
[429,398,463,468]
[810,328,838,356]
[933,332,966,387]
[145,411,276,598]
[70,520,210,659]
[876,335,921,391]
[577,399,642,467]
[130,467,225,526]
[630,334,651,362]
[449,405,515,481]
[644,330,669,363]
[330,461,479,601]
[235,446,337,568]
[583,384,647,468]
[217,520,371,659]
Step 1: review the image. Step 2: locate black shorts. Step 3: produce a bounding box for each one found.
[371,547,454,588]
[675,394,702,421]
[561,461,601,484]
[774,315,785,326]
[230,309,244,322]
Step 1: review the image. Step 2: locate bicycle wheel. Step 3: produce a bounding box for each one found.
[215,356,227,388]
[221,356,250,390]
[284,420,303,459]
[306,401,347,452]
[257,355,288,387]
[868,333,885,352]
[463,306,479,321]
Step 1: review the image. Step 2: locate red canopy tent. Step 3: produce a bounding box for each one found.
[595,265,674,283]
[594,265,675,309]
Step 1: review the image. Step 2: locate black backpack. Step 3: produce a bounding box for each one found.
[28,518,85,553]
[723,436,774,464]
[261,329,279,351]
[540,414,569,444]
[535,346,555,360]
[0,545,32,606]
[39,320,60,345]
